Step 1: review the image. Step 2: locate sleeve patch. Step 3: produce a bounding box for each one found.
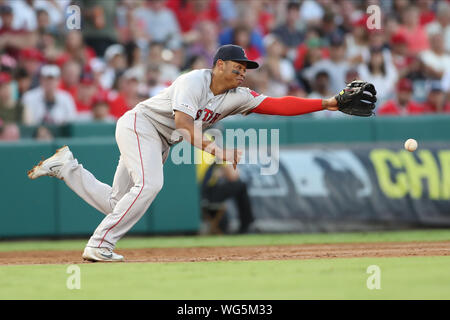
[180,103,196,113]
[250,90,260,98]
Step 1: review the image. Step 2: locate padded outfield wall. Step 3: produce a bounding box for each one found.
[0,138,200,238]
[1,115,449,237]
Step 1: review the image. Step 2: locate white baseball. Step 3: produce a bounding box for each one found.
[404,138,418,152]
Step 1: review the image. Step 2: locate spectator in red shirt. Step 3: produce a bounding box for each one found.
[0,4,37,58]
[105,89,127,120]
[106,69,142,119]
[55,31,96,67]
[219,10,265,56]
[18,48,45,89]
[166,0,219,34]
[74,72,99,119]
[294,32,327,71]
[378,78,425,116]
[232,24,262,62]
[396,6,430,55]
[91,94,115,123]
[390,31,416,79]
[59,60,82,100]
[418,0,435,26]
[421,81,450,113]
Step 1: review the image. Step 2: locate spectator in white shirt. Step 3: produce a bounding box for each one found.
[34,0,69,30]
[420,32,450,80]
[262,34,296,97]
[145,63,167,98]
[133,0,182,50]
[425,2,450,53]
[358,47,398,107]
[100,44,127,90]
[8,0,37,31]
[303,33,350,93]
[300,0,324,26]
[22,64,76,125]
[309,70,351,119]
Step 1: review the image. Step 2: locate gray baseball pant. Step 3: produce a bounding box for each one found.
[59,110,169,250]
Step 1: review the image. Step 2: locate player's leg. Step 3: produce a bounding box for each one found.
[58,156,130,215]
[83,111,165,259]
[109,155,134,210]
[28,145,122,215]
[59,150,134,215]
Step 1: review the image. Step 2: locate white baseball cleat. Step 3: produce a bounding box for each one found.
[82,247,125,262]
[27,145,73,180]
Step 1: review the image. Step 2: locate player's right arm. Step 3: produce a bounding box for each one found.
[174,111,241,169]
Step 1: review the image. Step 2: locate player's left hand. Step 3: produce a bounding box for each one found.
[334,80,377,117]
[222,148,242,170]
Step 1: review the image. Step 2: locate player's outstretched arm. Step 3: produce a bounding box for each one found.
[251,96,338,116]
[251,80,376,117]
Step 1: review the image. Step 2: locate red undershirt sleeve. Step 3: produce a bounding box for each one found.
[250,96,324,116]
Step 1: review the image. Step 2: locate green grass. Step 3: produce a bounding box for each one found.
[0,229,449,252]
[1,256,450,299]
[1,230,449,299]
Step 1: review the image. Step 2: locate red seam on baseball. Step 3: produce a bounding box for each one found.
[98,113,145,248]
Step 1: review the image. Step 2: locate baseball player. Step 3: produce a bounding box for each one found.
[27,45,377,262]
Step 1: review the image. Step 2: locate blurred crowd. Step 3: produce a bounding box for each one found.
[0,0,450,141]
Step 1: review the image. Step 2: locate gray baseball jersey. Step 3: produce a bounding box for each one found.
[55,69,268,252]
[135,69,267,145]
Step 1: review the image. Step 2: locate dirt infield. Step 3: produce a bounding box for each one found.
[1,241,449,265]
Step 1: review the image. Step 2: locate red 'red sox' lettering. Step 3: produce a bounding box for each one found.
[195,109,202,120]
[210,112,221,124]
[195,108,221,124]
[202,108,213,121]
